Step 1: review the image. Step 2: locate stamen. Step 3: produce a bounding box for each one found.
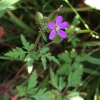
[54,26,60,31]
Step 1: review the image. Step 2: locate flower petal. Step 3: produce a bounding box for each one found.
[49,30,56,40]
[48,22,55,29]
[57,30,67,38]
[56,16,63,25]
[59,22,69,29]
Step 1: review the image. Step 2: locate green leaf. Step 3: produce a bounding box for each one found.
[49,68,58,89]
[72,15,80,26]
[45,53,59,65]
[83,53,100,65]
[29,44,34,51]
[65,91,83,100]
[58,51,71,63]
[31,89,53,100]
[39,76,49,89]
[0,0,19,10]
[21,34,30,50]
[57,64,72,75]
[58,77,66,91]
[4,47,26,60]
[48,10,58,22]
[20,98,31,100]
[39,47,59,69]
[41,56,46,69]
[39,47,49,54]
[70,49,77,58]
[83,67,100,76]
[67,65,83,88]
[49,68,66,91]
[7,11,35,34]
[27,70,37,92]
[31,52,38,60]
[57,94,63,100]
[41,31,47,41]
[25,54,34,73]
[16,86,26,96]
[75,55,85,62]
[0,10,6,18]
[53,34,63,44]
[27,88,38,95]
[66,27,75,38]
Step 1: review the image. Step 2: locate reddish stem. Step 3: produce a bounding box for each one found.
[7,63,26,89]
[0,43,15,48]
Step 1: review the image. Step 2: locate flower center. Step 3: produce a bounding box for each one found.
[54,26,60,31]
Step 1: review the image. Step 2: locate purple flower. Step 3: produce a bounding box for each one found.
[48,15,69,40]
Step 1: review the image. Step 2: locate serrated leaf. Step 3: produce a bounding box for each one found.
[31,51,38,60]
[66,91,83,100]
[39,76,49,89]
[58,51,71,63]
[49,68,58,89]
[57,64,73,75]
[29,44,34,51]
[58,77,66,91]
[70,49,77,58]
[27,88,38,95]
[51,89,60,95]
[40,47,49,54]
[16,86,26,96]
[41,56,46,69]
[4,47,26,60]
[21,34,30,50]
[75,55,85,62]
[27,70,37,92]
[45,53,59,65]
[39,47,59,68]
[31,89,53,100]
[25,54,34,73]
[57,94,63,100]
[41,31,47,41]
[67,65,83,88]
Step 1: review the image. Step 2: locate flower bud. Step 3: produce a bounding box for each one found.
[48,5,63,22]
[48,10,58,22]
[35,11,43,21]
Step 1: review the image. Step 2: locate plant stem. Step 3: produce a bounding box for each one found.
[37,41,54,54]
[43,41,54,47]
[7,63,26,89]
[64,0,90,30]
[62,86,68,96]
[33,31,42,51]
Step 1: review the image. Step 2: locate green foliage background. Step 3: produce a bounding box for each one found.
[0,0,100,100]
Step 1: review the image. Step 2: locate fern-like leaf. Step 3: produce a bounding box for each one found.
[4,47,26,60]
[31,89,53,100]
[41,56,46,69]
[45,53,59,65]
[27,70,37,91]
[67,65,83,88]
